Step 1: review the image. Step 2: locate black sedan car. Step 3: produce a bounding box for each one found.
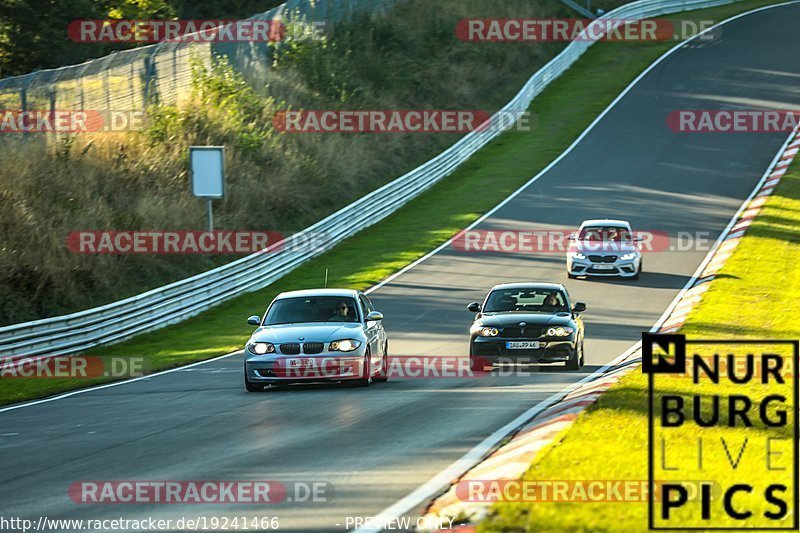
[467,282,586,371]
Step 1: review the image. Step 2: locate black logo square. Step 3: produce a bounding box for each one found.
[642,333,686,374]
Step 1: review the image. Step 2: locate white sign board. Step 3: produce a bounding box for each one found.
[190,146,225,198]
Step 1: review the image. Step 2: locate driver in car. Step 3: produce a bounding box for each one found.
[329,301,352,321]
[542,293,567,312]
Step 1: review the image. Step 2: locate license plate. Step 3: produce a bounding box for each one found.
[506,341,540,350]
[288,358,314,368]
[593,264,615,270]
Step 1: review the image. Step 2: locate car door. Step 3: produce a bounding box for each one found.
[367,294,387,354]
[359,293,385,368]
[563,289,584,337]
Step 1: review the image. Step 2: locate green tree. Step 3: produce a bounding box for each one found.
[0,0,177,78]
[0,0,286,78]
[0,0,105,76]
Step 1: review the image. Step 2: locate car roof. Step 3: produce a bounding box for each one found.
[579,218,631,229]
[275,288,359,300]
[490,282,566,292]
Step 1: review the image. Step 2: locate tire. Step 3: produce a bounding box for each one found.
[354,350,372,387]
[244,368,263,392]
[579,338,585,366]
[469,344,488,372]
[373,342,389,383]
[632,260,642,280]
[565,345,581,370]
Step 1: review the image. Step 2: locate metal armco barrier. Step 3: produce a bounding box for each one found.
[0,0,740,362]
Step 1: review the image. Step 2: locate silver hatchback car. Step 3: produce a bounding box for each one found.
[566,219,643,279]
[243,288,389,391]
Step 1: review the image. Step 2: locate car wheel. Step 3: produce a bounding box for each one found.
[565,345,580,370]
[579,338,585,366]
[373,342,389,383]
[632,260,642,280]
[469,344,488,372]
[354,350,372,387]
[244,369,263,392]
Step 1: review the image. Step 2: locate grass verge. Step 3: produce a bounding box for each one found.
[0,0,782,406]
[478,150,800,530]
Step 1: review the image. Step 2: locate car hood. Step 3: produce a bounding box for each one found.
[477,312,573,327]
[250,322,365,344]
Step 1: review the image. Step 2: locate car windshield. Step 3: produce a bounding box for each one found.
[578,226,633,242]
[483,289,569,313]
[263,296,359,324]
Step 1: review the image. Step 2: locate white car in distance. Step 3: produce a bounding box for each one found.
[566,219,643,280]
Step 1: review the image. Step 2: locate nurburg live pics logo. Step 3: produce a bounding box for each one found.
[643,332,799,529]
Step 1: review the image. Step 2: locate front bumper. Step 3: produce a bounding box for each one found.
[568,256,639,277]
[244,349,367,384]
[471,336,576,364]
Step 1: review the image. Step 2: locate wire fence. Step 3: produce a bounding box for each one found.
[0,0,395,115]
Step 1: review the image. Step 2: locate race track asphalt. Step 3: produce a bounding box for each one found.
[2,3,800,532]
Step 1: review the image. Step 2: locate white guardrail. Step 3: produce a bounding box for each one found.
[0,0,740,362]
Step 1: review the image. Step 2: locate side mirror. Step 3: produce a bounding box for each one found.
[247,315,262,326]
[568,233,577,241]
[467,302,481,313]
[572,302,587,313]
[366,311,384,322]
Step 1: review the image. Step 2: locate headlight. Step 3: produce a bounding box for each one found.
[570,252,586,260]
[620,252,638,261]
[329,339,361,352]
[249,342,275,354]
[546,326,574,337]
[479,327,499,337]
